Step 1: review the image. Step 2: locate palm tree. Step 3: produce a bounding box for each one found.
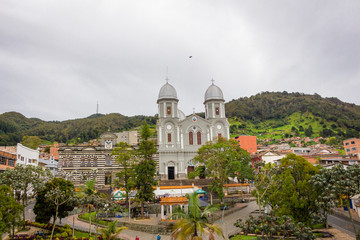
[171,192,224,240]
[100,221,128,240]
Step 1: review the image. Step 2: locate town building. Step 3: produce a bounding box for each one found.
[38,156,59,175]
[0,148,16,172]
[156,80,230,180]
[234,135,257,155]
[58,131,135,188]
[115,131,138,146]
[344,138,360,158]
[16,143,39,166]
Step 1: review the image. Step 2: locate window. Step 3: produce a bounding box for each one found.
[167,106,171,115]
[105,174,112,185]
[351,141,355,144]
[168,133,172,143]
[197,132,202,145]
[346,149,350,152]
[215,107,220,115]
[352,147,356,151]
[0,157,6,165]
[345,142,349,146]
[8,159,15,167]
[189,132,193,145]
[106,155,112,165]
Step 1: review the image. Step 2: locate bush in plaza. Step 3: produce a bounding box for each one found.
[234,214,315,240]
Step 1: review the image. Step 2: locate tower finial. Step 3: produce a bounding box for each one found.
[193,108,195,114]
[165,67,169,83]
[211,79,215,85]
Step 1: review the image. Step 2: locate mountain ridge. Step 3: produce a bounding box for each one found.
[1,92,359,145]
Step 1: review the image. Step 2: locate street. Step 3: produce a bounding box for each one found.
[328,213,360,238]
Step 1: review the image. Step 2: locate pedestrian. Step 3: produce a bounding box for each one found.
[157,234,161,240]
[208,228,215,240]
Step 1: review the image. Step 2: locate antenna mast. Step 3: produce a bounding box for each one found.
[96,101,99,114]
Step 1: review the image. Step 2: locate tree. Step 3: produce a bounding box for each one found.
[252,163,278,215]
[264,154,320,226]
[305,125,313,137]
[44,178,76,240]
[111,142,136,207]
[312,164,360,239]
[33,178,76,224]
[0,185,23,239]
[79,179,107,237]
[100,221,128,240]
[326,137,338,146]
[171,192,223,240]
[0,165,52,228]
[134,122,157,217]
[21,135,42,150]
[193,138,253,203]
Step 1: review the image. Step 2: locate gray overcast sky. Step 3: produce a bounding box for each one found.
[1,0,359,121]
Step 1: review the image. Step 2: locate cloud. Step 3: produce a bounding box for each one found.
[0,0,359,120]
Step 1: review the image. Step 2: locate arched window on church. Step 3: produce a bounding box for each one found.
[168,133,172,143]
[189,131,193,145]
[215,107,220,115]
[197,131,201,145]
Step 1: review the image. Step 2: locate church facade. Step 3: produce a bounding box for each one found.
[156,81,230,180]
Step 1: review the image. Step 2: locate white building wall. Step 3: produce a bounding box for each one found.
[16,143,39,166]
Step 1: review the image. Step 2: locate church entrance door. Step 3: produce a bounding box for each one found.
[168,167,175,180]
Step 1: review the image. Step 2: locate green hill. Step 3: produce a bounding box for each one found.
[0,112,156,146]
[1,92,359,146]
[226,92,360,140]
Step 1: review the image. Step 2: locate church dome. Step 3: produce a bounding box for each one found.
[204,82,224,102]
[158,82,178,101]
[178,109,186,120]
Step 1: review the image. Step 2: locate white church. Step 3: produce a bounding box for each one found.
[156,80,230,180]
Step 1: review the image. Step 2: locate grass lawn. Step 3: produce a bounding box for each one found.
[74,230,91,238]
[79,212,109,226]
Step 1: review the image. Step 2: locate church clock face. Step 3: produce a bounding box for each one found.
[217,124,222,130]
[192,116,197,122]
[105,140,113,149]
[166,124,172,130]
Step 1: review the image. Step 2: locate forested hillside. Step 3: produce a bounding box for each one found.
[1,92,360,146]
[226,92,360,140]
[0,112,156,145]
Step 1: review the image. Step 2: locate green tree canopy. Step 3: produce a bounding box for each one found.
[0,185,23,239]
[21,135,42,150]
[111,142,136,207]
[263,154,320,226]
[0,165,52,228]
[312,164,360,239]
[33,178,77,224]
[193,138,254,203]
[134,122,157,217]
